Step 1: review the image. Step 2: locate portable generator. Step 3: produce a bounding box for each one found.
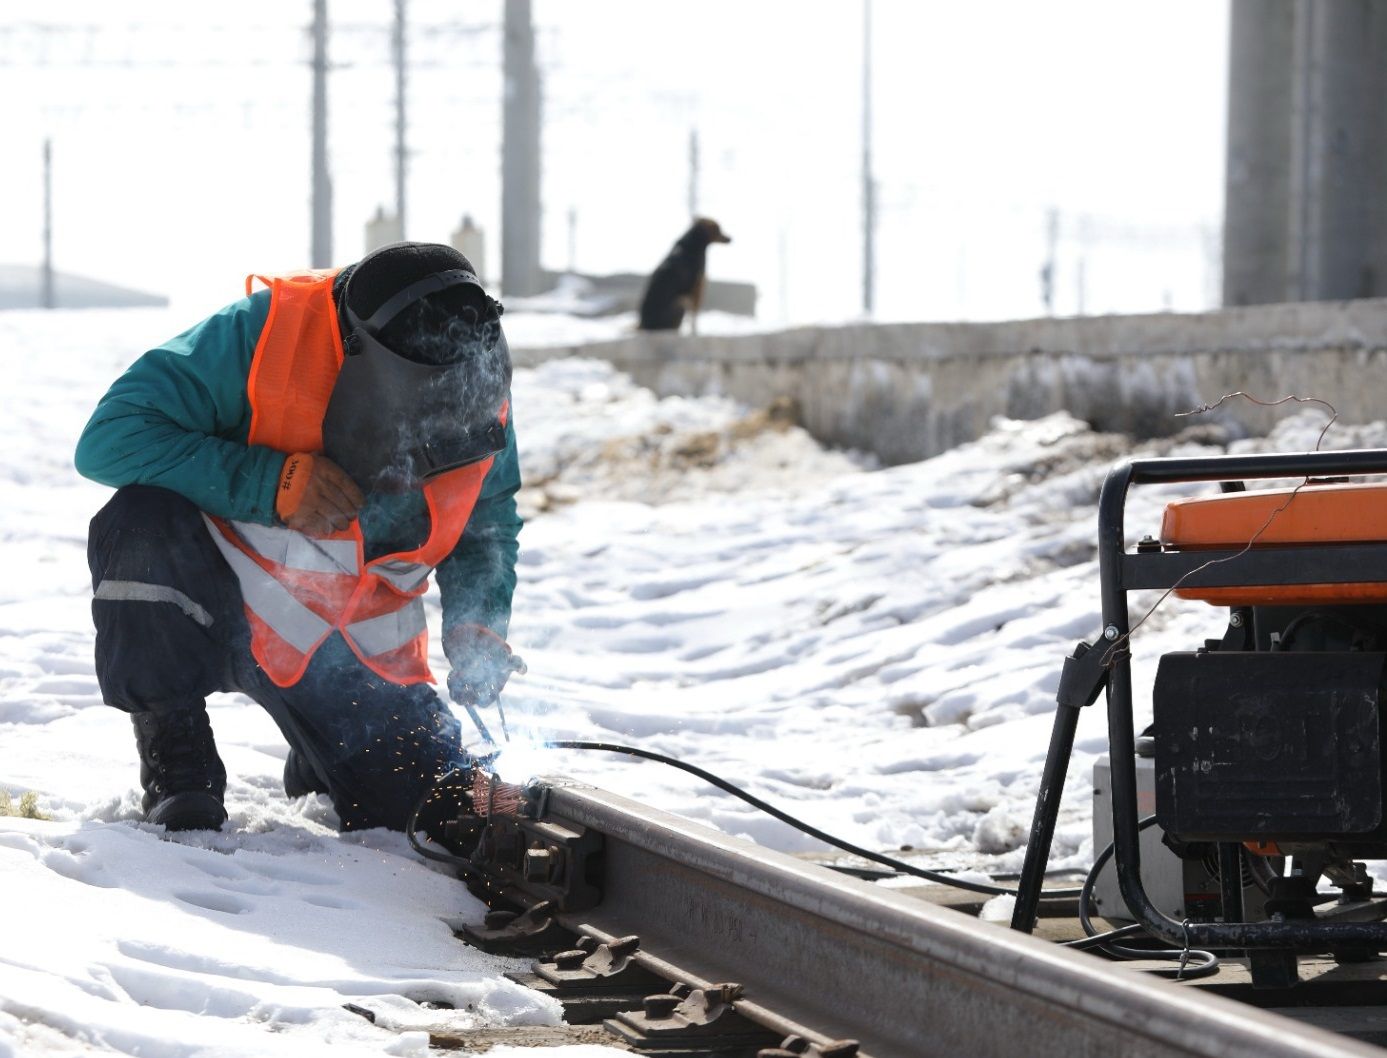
[1010,449,1387,988]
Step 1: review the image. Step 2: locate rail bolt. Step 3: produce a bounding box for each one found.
[523,846,555,883]
[552,949,588,971]
[643,994,682,1019]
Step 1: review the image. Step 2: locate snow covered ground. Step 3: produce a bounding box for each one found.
[0,306,1377,1056]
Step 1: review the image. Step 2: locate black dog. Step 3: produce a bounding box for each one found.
[638,218,732,334]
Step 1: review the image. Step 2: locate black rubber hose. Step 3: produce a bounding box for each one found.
[1076,815,1219,979]
[1062,922,1146,950]
[405,765,481,876]
[543,740,1083,899]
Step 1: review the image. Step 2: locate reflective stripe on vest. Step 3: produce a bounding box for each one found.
[372,557,432,593]
[203,516,331,653]
[345,603,428,656]
[233,520,357,575]
[205,516,434,661]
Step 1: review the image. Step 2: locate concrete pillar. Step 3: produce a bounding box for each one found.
[394,0,407,239]
[310,0,333,269]
[1222,0,1294,306]
[1288,0,1387,301]
[502,0,543,296]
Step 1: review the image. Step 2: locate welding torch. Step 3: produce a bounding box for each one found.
[451,652,526,747]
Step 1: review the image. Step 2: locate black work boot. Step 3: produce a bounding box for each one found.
[283,748,330,799]
[130,709,228,831]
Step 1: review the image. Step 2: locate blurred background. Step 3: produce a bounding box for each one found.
[0,1,1231,324]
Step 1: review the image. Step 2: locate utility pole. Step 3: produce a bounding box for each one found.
[567,206,577,273]
[778,225,789,323]
[393,0,407,239]
[688,127,700,219]
[1040,207,1058,314]
[502,0,543,296]
[310,0,333,268]
[42,138,54,310]
[861,0,876,316]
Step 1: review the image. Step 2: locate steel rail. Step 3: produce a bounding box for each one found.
[527,779,1380,1058]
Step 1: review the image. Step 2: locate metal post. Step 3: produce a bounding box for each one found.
[566,206,576,274]
[1009,702,1083,932]
[1040,207,1057,315]
[310,0,333,268]
[41,138,54,310]
[861,0,875,316]
[502,0,543,296]
[688,126,700,219]
[393,0,407,239]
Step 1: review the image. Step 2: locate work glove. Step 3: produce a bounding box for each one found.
[443,623,520,707]
[275,453,365,536]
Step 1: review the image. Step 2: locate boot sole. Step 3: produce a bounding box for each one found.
[145,791,228,831]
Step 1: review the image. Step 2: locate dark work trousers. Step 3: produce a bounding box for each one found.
[87,485,466,831]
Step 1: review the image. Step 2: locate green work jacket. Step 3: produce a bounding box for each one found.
[74,289,522,639]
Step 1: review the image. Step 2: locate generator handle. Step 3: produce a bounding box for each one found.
[1098,449,1387,950]
[1120,447,1387,486]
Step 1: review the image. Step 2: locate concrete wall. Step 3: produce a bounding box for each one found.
[537,271,757,318]
[511,299,1387,465]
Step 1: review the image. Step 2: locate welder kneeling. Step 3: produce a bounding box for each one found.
[75,243,522,837]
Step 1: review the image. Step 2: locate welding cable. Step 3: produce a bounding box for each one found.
[1073,815,1220,979]
[1061,923,1147,951]
[405,765,483,877]
[542,740,1084,900]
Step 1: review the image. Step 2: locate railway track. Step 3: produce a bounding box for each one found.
[444,777,1385,1058]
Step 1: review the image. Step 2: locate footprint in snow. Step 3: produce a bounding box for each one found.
[212,876,280,897]
[173,889,254,915]
[243,857,338,886]
[568,613,630,629]
[181,852,245,879]
[300,892,362,910]
[40,847,117,889]
[35,654,95,676]
[604,634,680,654]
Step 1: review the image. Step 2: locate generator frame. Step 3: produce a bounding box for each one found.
[1010,449,1387,974]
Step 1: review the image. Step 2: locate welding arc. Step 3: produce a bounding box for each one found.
[543,740,1082,900]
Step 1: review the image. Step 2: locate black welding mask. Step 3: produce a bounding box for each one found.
[323,264,509,494]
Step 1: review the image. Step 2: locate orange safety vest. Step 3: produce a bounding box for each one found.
[202,269,500,688]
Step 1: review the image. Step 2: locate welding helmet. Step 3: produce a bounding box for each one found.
[323,242,510,493]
